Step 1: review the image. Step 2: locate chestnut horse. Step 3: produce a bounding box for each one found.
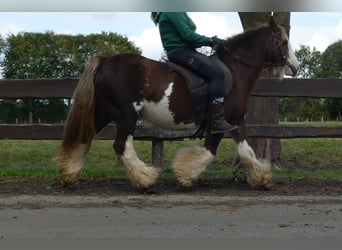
[56,17,299,190]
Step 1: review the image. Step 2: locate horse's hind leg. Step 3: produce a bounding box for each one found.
[114,115,159,189]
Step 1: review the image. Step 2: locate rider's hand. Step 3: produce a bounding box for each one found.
[211,36,225,46]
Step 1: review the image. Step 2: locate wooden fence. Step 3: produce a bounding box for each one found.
[1,78,342,166]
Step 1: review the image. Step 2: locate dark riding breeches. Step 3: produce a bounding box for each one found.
[167,48,225,102]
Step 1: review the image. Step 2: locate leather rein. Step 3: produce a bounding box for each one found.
[222,31,290,70]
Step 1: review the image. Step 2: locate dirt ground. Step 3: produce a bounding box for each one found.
[1,176,342,197]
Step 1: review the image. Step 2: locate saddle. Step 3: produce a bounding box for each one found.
[166,54,233,101]
[166,54,234,138]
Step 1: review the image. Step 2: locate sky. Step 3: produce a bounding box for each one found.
[0,12,342,61]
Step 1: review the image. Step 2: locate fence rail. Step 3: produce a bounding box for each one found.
[1,78,342,166]
[1,77,342,99]
[0,123,341,140]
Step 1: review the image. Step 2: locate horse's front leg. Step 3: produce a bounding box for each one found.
[114,121,159,189]
[231,121,273,189]
[172,133,223,187]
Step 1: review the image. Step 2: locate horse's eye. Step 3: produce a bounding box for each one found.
[283,40,288,46]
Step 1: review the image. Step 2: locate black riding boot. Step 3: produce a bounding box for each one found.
[210,102,238,134]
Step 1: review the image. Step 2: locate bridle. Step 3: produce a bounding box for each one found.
[222,30,290,70]
[264,31,290,68]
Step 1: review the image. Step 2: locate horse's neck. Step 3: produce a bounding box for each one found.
[220,28,271,93]
[233,29,270,65]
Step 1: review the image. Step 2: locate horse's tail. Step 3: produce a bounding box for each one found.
[62,56,101,150]
[56,56,102,186]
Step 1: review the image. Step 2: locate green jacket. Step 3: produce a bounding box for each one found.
[156,12,212,53]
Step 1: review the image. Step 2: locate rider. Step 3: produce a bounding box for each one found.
[151,12,235,134]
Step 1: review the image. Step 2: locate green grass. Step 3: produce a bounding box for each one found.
[281,121,342,126]
[272,168,342,179]
[281,138,342,169]
[0,137,341,179]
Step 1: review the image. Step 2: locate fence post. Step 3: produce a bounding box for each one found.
[152,138,164,168]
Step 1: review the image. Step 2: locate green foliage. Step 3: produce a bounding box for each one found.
[295,45,322,79]
[280,45,324,121]
[318,40,342,120]
[232,167,247,182]
[0,100,23,123]
[0,35,5,54]
[279,97,326,121]
[0,32,141,123]
[1,31,141,79]
[318,40,342,78]
[280,44,342,121]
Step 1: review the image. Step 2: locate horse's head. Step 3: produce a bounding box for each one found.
[266,16,300,77]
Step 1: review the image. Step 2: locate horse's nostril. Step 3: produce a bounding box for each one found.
[290,64,298,76]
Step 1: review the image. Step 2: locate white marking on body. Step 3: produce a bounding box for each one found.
[238,140,272,188]
[283,31,300,76]
[133,101,144,112]
[119,135,159,188]
[238,140,256,160]
[140,82,196,130]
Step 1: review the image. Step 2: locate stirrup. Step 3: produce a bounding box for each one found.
[191,124,205,139]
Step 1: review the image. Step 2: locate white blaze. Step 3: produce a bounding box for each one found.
[288,42,300,70]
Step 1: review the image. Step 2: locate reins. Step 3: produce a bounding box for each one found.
[221,30,290,70]
[222,45,260,69]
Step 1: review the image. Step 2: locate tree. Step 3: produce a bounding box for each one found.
[280,45,326,122]
[0,35,5,55]
[295,45,321,79]
[279,42,342,122]
[0,32,141,123]
[1,31,141,79]
[279,97,326,122]
[319,40,342,78]
[238,12,291,167]
[317,40,342,120]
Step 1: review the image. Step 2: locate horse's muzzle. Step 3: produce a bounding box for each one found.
[284,63,299,77]
[288,63,298,76]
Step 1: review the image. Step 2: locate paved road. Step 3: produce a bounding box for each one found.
[0,195,341,238]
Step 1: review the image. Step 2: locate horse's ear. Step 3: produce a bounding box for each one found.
[269,15,278,31]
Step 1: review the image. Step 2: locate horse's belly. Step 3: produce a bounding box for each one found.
[140,101,196,130]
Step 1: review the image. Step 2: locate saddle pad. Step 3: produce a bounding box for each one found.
[166,54,233,100]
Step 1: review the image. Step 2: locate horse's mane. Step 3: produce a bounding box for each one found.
[223,25,270,50]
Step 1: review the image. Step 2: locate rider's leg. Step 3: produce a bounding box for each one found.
[168,48,236,134]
